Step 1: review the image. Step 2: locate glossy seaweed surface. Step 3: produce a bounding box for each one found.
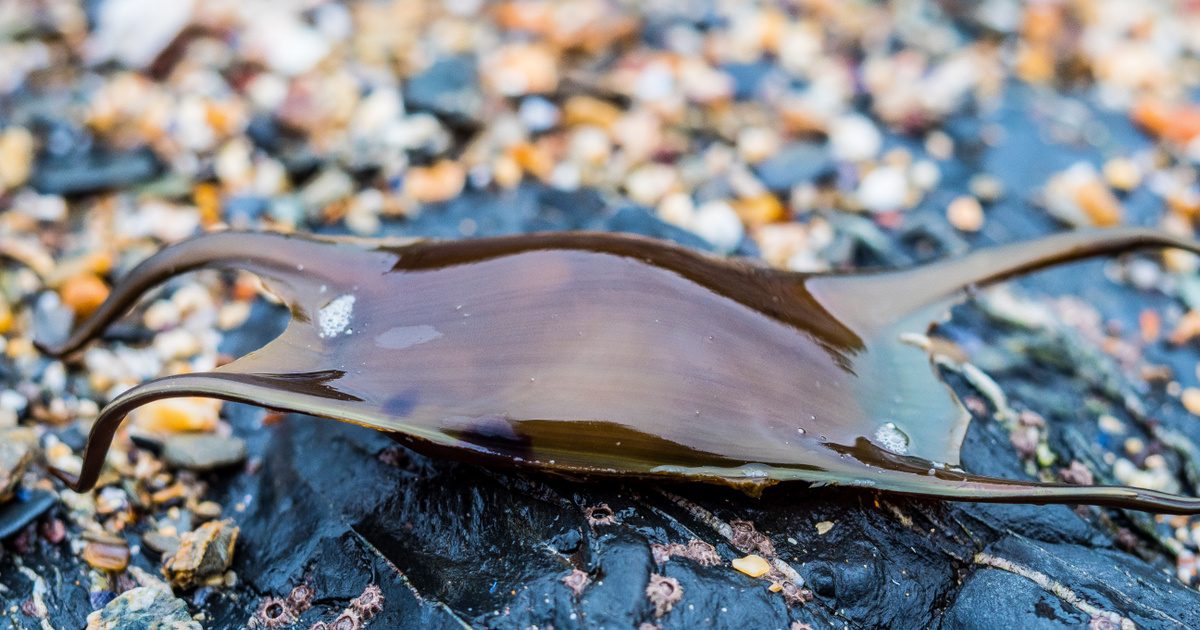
[38,228,1200,513]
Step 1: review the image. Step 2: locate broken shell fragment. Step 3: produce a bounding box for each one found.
[162,518,239,589]
[731,554,772,578]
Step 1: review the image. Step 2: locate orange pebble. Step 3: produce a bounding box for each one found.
[1140,309,1161,343]
[404,161,466,204]
[60,274,110,319]
[732,194,786,226]
[563,95,622,129]
[1073,180,1122,227]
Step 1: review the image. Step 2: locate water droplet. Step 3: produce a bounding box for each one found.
[874,422,910,455]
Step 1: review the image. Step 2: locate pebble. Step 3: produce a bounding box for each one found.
[753,142,833,191]
[0,488,56,539]
[83,537,131,572]
[483,43,559,96]
[625,163,678,207]
[162,434,248,472]
[563,95,622,129]
[60,274,111,320]
[731,554,772,578]
[518,97,561,132]
[1103,157,1142,191]
[163,519,239,589]
[85,0,195,68]
[1041,163,1122,227]
[243,10,331,76]
[143,530,182,557]
[815,521,834,535]
[405,161,466,204]
[946,196,985,232]
[0,428,36,502]
[1182,388,1200,416]
[31,147,162,196]
[656,192,696,228]
[132,397,221,434]
[692,200,745,252]
[829,114,883,163]
[404,56,484,126]
[856,166,908,213]
[0,126,34,189]
[85,586,200,630]
[968,174,1004,203]
[736,127,781,164]
[731,194,786,226]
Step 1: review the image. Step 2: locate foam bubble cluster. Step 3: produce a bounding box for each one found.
[317,294,356,338]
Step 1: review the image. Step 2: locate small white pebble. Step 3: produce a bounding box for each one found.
[692,200,744,252]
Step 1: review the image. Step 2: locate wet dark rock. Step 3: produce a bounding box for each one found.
[31,147,162,196]
[161,435,247,472]
[753,142,834,192]
[0,488,55,539]
[403,56,484,129]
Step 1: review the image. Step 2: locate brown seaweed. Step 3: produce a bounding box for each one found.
[36,228,1200,513]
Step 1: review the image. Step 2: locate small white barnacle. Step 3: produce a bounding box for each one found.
[874,422,910,455]
[318,294,356,338]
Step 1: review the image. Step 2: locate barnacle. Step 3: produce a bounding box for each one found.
[583,503,616,527]
[253,597,295,629]
[349,584,383,617]
[561,569,590,597]
[38,228,1200,513]
[288,584,315,614]
[329,610,362,630]
[645,574,683,618]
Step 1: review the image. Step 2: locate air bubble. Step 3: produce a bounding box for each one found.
[874,422,910,455]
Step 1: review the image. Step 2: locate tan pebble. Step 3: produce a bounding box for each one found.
[0,127,34,189]
[736,127,780,164]
[815,521,834,535]
[1073,179,1122,227]
[731,554,772,578]
[968,174,1003,202]
[1163,248,1199,274]
[217,302,252,330]
[60,274,110,319]
[152,483,188,505]
[1103,157,1141,192]
[1124,437,1145,456]
[946,196,984,232]
[1170,311,1200,345]
[563,95,622,129]
[1182,388,1200,416]
[83,539,130,572]
[132,397,221,434]
[193,501,223,521]
[404,161,465,204]
[493,155,523,189]
[925,131,954,160]
[482,43,558,96]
